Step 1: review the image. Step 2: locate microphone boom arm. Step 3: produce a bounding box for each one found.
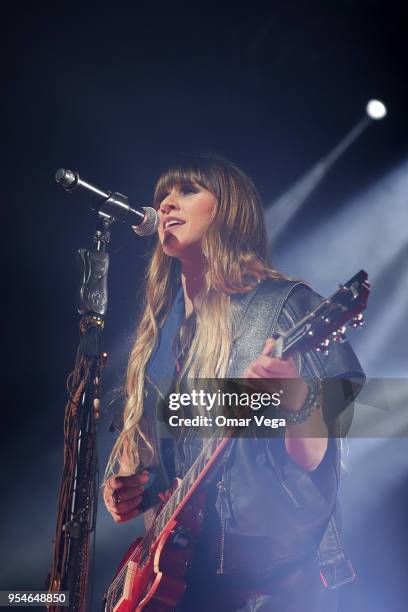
[55,168,158,235]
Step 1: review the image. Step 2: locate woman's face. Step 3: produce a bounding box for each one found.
[157,182,217,261]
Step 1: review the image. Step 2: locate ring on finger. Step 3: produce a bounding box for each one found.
[111,490,121,505]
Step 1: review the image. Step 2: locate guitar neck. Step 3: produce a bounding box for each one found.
[151,434,231,541]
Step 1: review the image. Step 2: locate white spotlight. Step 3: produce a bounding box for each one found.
[366,99,387,120]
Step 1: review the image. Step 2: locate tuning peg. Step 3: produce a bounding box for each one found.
[320,315,331,324]
[337,333,347,343]
[316,338,330,355]
[316,347,329,356]
[332,326,347,343]
[350,313,365,328]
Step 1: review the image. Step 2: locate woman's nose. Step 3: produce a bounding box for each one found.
[160,193,180,214]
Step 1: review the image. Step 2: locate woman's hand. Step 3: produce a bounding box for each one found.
[157,477,181,504]
[243,338,309,412]
[103,471,149,523]
[243,338,328,470]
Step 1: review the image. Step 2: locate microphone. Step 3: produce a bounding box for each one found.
[55,168,159,236]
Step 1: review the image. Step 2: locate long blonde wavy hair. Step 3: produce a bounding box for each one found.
[106,154,286,476]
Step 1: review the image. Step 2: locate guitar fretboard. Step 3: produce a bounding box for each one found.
[159,437,223,530]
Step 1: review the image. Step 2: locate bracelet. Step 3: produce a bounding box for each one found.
[277,379,323,424]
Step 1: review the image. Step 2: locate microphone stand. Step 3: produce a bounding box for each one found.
[48,216,112,611]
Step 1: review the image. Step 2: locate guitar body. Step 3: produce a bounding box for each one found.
[105,490,207,611]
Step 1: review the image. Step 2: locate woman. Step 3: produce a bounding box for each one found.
[103,154,365,611]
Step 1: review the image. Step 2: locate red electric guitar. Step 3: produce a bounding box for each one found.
[103,270,370,611]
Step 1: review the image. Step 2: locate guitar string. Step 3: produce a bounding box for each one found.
[108,380,285,598]
[107,432,225,597]
[107,434,221,597]
[152,436,219,538]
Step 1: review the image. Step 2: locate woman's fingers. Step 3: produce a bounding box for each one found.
[262,337,276,356]
[110,494,143,514]
[246,354,299,379]
[243,347,302,399]
[111,505,143,524]
[104,486,144,512]
[113,486,144,501]
[103,470,149,522]
[108,471,149,491]
[245,361,288,379]
[105,487,143,515]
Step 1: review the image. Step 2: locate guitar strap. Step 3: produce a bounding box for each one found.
[226,278,356,589]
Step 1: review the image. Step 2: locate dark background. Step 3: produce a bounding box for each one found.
[3,2,408,610]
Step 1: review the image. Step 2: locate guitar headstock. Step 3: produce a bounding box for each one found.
[282,270,370,358]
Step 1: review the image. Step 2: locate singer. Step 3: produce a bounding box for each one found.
[103,154,365,611]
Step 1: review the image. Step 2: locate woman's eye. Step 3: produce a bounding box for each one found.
[157,184,199,206]
[180,184,198,195]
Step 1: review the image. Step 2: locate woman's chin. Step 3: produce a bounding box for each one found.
[161,236,201,261]
[162,241,184,259]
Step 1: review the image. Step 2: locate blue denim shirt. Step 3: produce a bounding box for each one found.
[146,286,184,396]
